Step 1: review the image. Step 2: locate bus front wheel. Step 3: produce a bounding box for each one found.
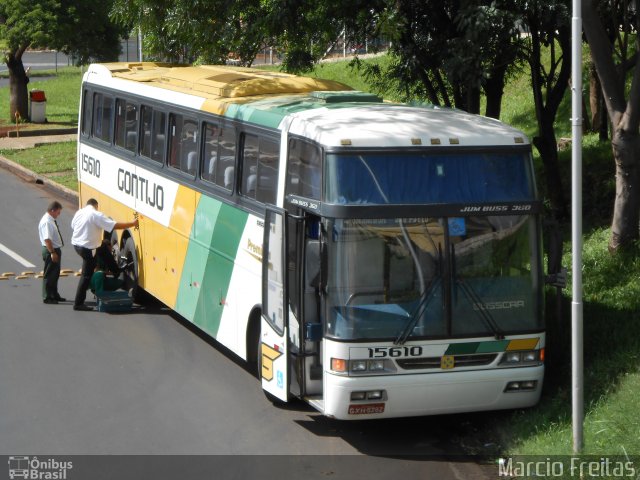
[121,237,141,302]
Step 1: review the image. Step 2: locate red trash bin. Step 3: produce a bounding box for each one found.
[29,90,47,123]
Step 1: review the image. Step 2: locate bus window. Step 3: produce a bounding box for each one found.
[140,106,167,163]
[151,110,167,163]
[286,138,321,199]
[168,113,198,176]
[92,92,113,143]
[217,125,236,190]
[202,122,219,183]
[81,89,91,136]
[241,134,278,203]
[140,105,153,158]
[256,139,278,204]
[115,99,138,153]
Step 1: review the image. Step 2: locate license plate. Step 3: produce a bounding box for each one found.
[348,403,385,415]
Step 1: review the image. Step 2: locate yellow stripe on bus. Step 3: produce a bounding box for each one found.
[506,338,539,351]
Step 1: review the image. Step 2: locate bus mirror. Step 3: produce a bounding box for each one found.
[304,322,322,341]
[544,220,567,288]
[305,239,321,288]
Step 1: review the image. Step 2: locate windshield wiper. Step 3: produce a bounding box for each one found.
[451,244,504,340]
[394,275,441,345]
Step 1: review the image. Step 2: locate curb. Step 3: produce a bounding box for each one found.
[0,154,78,203]
[6,127,77,138]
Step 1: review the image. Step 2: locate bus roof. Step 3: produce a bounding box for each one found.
[85,62,530,148]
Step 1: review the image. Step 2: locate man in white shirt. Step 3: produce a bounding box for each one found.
[38,200,65,304]
[70,198,139,311]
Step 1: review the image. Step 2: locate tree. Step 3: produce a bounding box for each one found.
[0,0,58,122]
[518,0,572,219]
[583,0,640,251]
[357,0,523,118]
[0,0,122,122]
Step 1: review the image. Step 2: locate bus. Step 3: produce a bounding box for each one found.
[78,62,553,420]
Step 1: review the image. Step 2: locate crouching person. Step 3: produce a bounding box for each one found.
[90,260,133,312]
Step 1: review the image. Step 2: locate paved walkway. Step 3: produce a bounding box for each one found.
[0,133,76,150]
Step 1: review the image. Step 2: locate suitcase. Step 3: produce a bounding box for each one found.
[96,291,133,312]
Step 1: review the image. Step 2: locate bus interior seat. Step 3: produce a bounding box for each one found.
[224,166,235,190]
[126,131,137,151]
[343,237,385,305]
[206,156,216,180]
[142,131,151,156]
[245,173,257,196]
[185,151,197,175]
[153,134,166,159]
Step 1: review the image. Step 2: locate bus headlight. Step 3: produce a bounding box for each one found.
[368,360,385,371]
[331,358,397,375]
[351,360,367,372]
[499,349,543,366]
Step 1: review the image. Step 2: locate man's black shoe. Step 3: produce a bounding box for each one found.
[55,296,67,302]
[43,298,59,304]
[73,304,93,311]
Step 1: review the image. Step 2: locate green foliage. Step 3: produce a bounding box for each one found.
[0,67,82,125]
[53,0,124,64]
[0,141,77,191]
[489,228,640,456]
[0,0,58,53]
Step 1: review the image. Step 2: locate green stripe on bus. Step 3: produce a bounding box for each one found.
[445,340,514,355]
[445,342,480,355]
[475,340,511,353]
[176,197,249,337]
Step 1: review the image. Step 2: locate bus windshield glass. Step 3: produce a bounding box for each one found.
[324,215,542,341]
[325,151,534,204]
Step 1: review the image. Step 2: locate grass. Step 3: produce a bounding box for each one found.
[0,67,83,126]
[1,56,639,459]
[0,141,77,191]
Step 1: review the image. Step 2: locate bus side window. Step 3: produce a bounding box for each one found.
[286,138,321,199]
[92,92,113,143]
[216,125,236,191]
[81,89,91,136]
[241,134,279,203]
[241,133,259,198]
[115,99,138,153]
[140,105,153,158]
[168,113,198,175]
[151,110,166,163]
[256,139,279,204]
[202,122,219,183]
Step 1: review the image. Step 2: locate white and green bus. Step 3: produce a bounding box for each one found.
[78,62,550,419]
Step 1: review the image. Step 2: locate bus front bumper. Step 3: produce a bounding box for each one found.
[321,365,544,420]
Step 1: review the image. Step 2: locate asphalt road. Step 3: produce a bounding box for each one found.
[0,166,496,479]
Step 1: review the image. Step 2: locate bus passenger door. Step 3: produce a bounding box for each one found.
[260,207,289,402]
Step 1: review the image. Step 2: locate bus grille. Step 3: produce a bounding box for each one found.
[396,354,498,370]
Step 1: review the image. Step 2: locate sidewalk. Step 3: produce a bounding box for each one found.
[0,132,76,150]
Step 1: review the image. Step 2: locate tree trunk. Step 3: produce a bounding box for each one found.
[484,68,506,119]
[533,126,569,220]
[7,53,30,122]
[609,129,640,251]
[589,61,603,133]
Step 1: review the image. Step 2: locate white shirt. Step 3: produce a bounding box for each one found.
[38,212,64,249]
[70,205,116,249]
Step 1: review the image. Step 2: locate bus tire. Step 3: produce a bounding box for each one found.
[122,236,142,303]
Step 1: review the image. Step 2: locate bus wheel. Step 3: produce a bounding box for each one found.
[121,237,141,302]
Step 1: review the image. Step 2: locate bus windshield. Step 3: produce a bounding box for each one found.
[325,151,534,204]
[324,216,542,341]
